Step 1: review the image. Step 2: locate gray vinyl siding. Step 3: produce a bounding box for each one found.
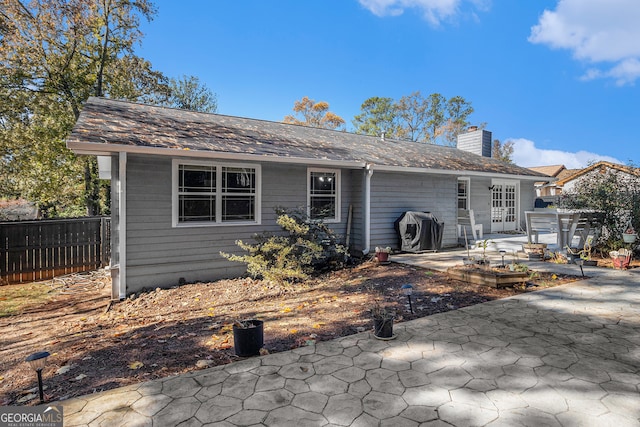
[468,177,492,233]
[124,155,355,293]
[348,169,365,252]
[369,172,458,250]
[121,153,532,293]
[519,181,536,230]
[468,177,537,233]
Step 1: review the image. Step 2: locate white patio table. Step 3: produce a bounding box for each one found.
[525,211,581,250]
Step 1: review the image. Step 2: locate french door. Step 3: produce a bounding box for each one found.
[491,180,518,232]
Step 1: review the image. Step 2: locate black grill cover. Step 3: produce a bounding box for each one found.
[394,211,444,252]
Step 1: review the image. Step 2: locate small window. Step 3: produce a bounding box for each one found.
[308,169,340,222]
[222,167,256,221]
[178,165,216,222]
[458,178,469,210]
[174,160,260,226]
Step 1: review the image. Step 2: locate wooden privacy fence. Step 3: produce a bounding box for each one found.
[0,217,110,284]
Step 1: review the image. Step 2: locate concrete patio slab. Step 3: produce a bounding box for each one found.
[60,244,640,426]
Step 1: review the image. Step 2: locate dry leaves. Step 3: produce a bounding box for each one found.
[128,361,144,370]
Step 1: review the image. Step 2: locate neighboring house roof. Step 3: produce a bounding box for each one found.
[555,161,640,186]
[528,164,565,178]
[68,97,547,179]
[556,168,580,182]
[528,164,564,188]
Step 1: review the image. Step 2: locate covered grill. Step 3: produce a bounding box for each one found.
[394,211,444,252]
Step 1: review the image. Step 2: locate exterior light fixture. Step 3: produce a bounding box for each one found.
[25,351,50,404]
[499,249,507,267]
[401,284,414,313]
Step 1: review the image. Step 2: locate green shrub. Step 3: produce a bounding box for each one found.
[221,208,348,284]
[559,163,640,253]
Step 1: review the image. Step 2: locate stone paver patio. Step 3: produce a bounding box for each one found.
[60,261,640,427]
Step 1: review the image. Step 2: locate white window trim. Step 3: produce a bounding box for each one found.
[458,177,470,211]
[172,159,261,227]
[307,168,341,223]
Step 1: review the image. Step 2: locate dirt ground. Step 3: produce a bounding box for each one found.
[0,259,593,405]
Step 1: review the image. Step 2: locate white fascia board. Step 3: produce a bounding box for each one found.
[370,164,546,181]
[73,150,114,156]
[68,141,548,180]
[67,142,366,169]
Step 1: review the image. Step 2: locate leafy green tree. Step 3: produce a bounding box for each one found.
[559,164,640,252]
[161,75,218,113]
[0,0,165,216]
[395,91,429,142]
[283,96,345,130]
[425,93,447,143]
[442,95,474,145]
[353,92,473,144]
[352,97,400,138]
[491,139,514,163]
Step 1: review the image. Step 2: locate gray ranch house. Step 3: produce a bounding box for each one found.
[67,98,548,299]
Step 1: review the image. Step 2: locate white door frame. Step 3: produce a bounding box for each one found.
[491,179,519,232]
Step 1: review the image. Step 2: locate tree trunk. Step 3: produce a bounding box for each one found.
[84,157,100,216]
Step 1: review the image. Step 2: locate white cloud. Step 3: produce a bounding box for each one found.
[358,0,488,25]
[509,138,622,169]
[529,0,640,85]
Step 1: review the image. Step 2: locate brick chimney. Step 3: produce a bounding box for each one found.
[456,127,492,157]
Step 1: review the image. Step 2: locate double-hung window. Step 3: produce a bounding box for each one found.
[174,160,260,226]
[308,168,340,222]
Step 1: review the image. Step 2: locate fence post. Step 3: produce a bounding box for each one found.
[0,224,5,284]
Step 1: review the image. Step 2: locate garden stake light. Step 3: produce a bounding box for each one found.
[25,351,50,404]
[401,284,414,313]
[499,250,506,267]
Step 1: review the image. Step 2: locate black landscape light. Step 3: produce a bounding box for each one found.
[499,249,507,267]
[401,284,414,313]
[25,351,50,404]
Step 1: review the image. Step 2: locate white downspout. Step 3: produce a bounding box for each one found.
[362,164,373,255]
[118,152,127,300]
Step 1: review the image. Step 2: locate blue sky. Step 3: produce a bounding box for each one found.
[136,0,640,169]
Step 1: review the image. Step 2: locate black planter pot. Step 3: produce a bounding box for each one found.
[233,319,264,357]
[373,317,393,339]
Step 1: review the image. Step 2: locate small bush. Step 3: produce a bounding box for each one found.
[221,208,348,284]
[559,163,640,253]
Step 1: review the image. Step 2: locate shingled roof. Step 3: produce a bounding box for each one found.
[555,161,640,186]
[528,164,565,178]
[68,97,546,179]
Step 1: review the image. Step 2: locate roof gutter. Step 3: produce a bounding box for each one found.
[370,164,547,181]
[69,141,548,181]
